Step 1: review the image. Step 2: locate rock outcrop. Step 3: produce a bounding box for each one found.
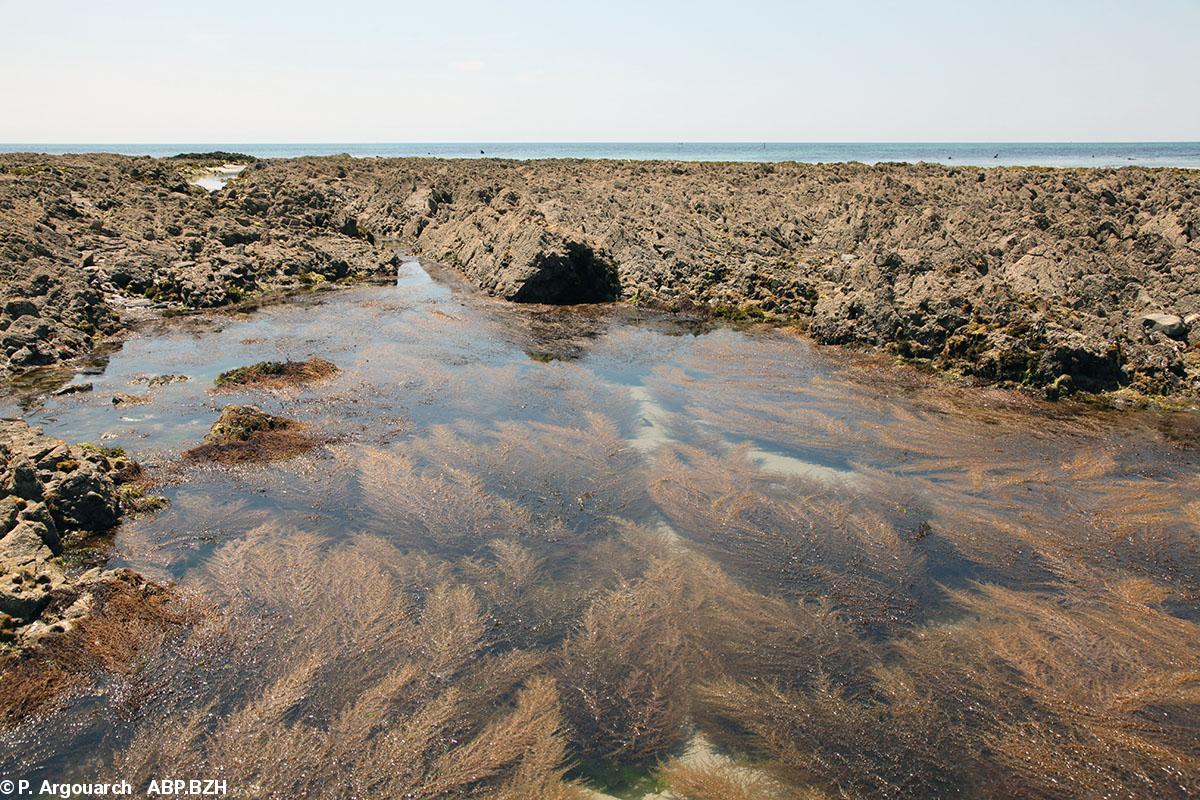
[0,153,398,376]
[0,420,154,645]
[337,158,1197,397]
[4,154,1199,398]
[184,404,317,463]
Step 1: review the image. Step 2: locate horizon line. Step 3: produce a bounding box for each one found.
[3,140,1199,146]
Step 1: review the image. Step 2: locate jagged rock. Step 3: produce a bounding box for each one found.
[15,502,60,552]
[0,519,53,565]
[0,519,64,622]
[0,496,20,534]
[44,467,120,533]
[508,237,619,304]
[432,209,619,304]
[4,456,43,500]
[377,158,1198,396]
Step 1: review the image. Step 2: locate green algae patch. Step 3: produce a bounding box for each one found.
[78,443,127,460]
[568,759,668,798]
[117,483,170,516]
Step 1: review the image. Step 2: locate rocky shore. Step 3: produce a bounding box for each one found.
[0,421,180,722]
[2,153,1198,398]
[0,153,396,376]
[0,419,158,646]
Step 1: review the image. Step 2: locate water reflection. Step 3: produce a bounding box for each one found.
[190,164,245,193]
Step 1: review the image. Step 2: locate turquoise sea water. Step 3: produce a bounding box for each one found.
[2,142,1199,168]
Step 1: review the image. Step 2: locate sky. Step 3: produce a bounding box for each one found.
[1,0,1197,143]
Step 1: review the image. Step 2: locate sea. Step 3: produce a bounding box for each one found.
[2,142,1199,168]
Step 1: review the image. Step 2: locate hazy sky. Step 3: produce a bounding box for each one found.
[2,0,1197,142]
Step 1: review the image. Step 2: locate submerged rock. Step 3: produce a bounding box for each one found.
[0,567,187,721]
[129,373,190,388]
[52,382,93,396]
[110,392,150,407]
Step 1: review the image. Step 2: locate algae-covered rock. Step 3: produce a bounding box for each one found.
[185,405,317,464]
[214,357,339,390]
[130,373,189,388]
[205,404,292,443]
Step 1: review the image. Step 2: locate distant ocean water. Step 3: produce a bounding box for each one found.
[2,142,1199,168]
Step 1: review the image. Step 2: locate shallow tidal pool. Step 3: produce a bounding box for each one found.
[3,260,1199,799]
